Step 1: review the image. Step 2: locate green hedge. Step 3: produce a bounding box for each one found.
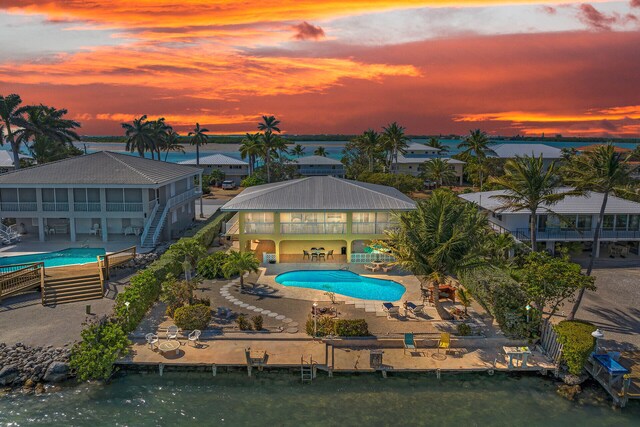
[554,320,597,375]
[305,316,370,337]
[174,304,212,330]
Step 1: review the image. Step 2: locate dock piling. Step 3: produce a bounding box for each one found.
[159,363,164,377]
[212,365,217,377]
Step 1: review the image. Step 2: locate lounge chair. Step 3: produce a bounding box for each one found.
[166,325,179,340]
[406,302,426,318]
[188,330,201,347]
[438,332,451,354]
[404,333,417,354]
[364,264,380,272]
[382,264,394,273]
[382,302,400,319]
[145,333,158,350]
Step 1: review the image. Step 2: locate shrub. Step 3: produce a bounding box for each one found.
[70,318,130,381]
[456,323,472,336]
[251,315,264,331]
[197,251,229,279]
[114,269,162,332]
[305,317,369,337]
[554,320,596,375]
[240,175,265,188]
[166,238,208,268]
[236,314,251,331]
[160,277,199,317]
[174,304,212,330]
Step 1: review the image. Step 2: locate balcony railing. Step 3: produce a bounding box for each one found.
[106,202,143,212]
[74,202,102,212]
[243,222,274,234]
[280,222,346,234]
[352,222,395,234]
[298,168,345,176]
[514,228,640,241]
[0,202,37,212]
[42,202,69,212]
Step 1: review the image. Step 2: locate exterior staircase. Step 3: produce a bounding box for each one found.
[0,222,21,245]
[42,274,104,306]
[141,204,166,248]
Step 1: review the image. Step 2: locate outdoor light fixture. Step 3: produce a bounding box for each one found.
[525,304,531,323]
[312,302,318,339]
[591,329,604,353]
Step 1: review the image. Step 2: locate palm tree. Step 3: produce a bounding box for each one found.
[488,155,572,252]
[564,144,635,320]
[313,146,327,157]
[222,250,260,289]
[188,123,209,166]
[150,117,172,160]
[382,122,409,172]
[257,115,281,133]
[419,158,456,187]
[163,130,184,161]
[291,144,306,158]
[0,94,28,169]
[380,190,488,320]
[458,129,492,190]
[122,115,155,158]
[427,136,448,154]
[355,129,382,172]
[240,132,262,175]
[260,130,288,183]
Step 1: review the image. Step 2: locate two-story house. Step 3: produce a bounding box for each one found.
[0,151,203,247]
[292,155,345,178]
[180,154,249,185]
[222,176,416,263]
[390,143,465,184]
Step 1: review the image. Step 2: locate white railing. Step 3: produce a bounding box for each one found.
[243,223,274,234]
[42,202,69,212]
[167,188,201,209]
[142,188,202,247]
[350,253,395,264]
[0,202,37,212]
[280,222,346,234]
[106,202,143,212]
[225,212,239,235]
[74,202,101,212]
[151,205,169,245]
[140,203,160,245]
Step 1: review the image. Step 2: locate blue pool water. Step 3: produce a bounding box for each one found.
[0,248,106,268]
[275,270,405,301]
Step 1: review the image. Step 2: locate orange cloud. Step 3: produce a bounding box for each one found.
[96,112,258,128]
[454,107,640,123]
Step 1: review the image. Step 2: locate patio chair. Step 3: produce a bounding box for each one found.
[326,249,334,260]
[89,223,101,236]
[145,333,158,350]
[364,264,380,272]
[303,250,310,260]
[382,302,400,319]
[406,302,426,318]
[382,265,394,273]
[438,332,451,353]
[404,333,417,354]
[311,252,319,261]
[188,330,201,347]
[318,251,326,261]
[166,325,179,340]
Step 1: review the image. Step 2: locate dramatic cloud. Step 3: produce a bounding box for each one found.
[577,4,618,30]
[292,22,325,40]
[632,0,640,8]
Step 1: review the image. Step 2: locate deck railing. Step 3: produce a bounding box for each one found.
[42,202,70,212]
[280,222,346,234]
[0,262,44,301]
[0,202,37,212]
[97,246,136,279]
[350,253,395,263]
[514,228,640,241]
[74,202,101,212]
[106,202,144,212]
[243,222,274,234]
[351,222,395,235]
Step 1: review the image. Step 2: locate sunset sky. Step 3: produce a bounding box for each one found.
[1,1,639,136]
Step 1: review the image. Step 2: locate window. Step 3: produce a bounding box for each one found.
[615,215,628,230]
[244,212,274,223]
[602,215,615,230]
[537,215,548,231]
[576,215,592,230]
[560,215,576,231]
[629,215,640,231]
[353,212,375,223]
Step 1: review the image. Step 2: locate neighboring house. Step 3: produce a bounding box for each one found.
[489,143,563,167]
[393,155,465,184]
[459,189,640,256]
[404,142,440,156]
[180,154,249,185]
[0,151,203,247]
[222,176,416,263]
[0,151,33,173]
[292,155,345,178]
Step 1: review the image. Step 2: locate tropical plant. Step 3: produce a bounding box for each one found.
[488,155,573,252]
[257,115,281,133]
[457,287,473,315]
[260,129,287,183]
[149,117,171,160]
[240,132,262,175]
[251,315,264,330]
[357,172,423,195]
[382,122,409,172]
[166,238,208,268]
[27,137,82,163]
[14,104,80,146]
[380,190,489,319]
[291,144,306,158]
[313,146,327,157]
[197,251,229,279]
[222,250,260,289]
[457,129,492,189]
[427,136,448,154]
[160,276,200,317]
[0,94,28,169]
[554,320,596,375]
[208,169,225,187]
[122,115,156,158]
[162,129,184,161]
[174,304,212,330]
[235,314,251,330]
[188,123,209,166]
[241,175,266,187]
[563,144,635,320]
[419,158,456,187]
[354,129,383,173]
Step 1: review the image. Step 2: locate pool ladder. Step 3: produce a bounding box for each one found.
[301,355,315,383]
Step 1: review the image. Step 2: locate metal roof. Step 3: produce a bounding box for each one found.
[0,151,202,186]
[396,155,464,165]
[180,154,248,166]
[221,176,417,211]
[0,151,32,168]
[293,155,343,166]
[406,142,440,152]
[490,143,563,159]
[459,189,640,215]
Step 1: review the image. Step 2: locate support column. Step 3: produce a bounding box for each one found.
[70,217,76,242]
[100,188,108,242]
[275,239,281,263]
[38,217,45,242]
[274,213,281,263]
[346,239,352,263]
[101,217,108,242]
[198,173,204,218]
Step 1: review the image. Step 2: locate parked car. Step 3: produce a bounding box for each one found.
[221,180,237,190]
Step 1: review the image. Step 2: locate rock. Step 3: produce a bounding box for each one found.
[557,384,582,401]
[560,372,588,386]
[34,383,46,395]
[0,366,19,386]
[43,361,70,383]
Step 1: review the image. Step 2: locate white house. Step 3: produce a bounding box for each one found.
[405,142,440,156]
[180,154,249,185]
[393,155,465,184]
[489,143,563,168]
[459,189,640,256]
[292,155,345,178]
[0,151,33,173]
[0,151,203,247]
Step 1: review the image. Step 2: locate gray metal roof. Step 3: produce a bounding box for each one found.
[490,143,563,159]
[459,189,640,215]
[0,151,202,186]
[406,142,440,152]
[396,155,465,165]
[180,154,248,166]
[293,155,343,166]
[221,176,416,211]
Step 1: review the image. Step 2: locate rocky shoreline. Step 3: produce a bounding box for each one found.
[0,343,72,393]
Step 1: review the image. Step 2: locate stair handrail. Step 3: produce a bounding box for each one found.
[140,202,160,246]
[151,204,170,246]
[148,188,201,246]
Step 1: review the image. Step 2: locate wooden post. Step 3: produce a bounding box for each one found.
[39,263,46,305]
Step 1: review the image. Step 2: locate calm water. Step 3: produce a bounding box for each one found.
[0,248,106,268]
[0,372,638,426]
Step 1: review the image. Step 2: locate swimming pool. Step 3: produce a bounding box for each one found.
[0,248,106,268]
[275,270,405,301]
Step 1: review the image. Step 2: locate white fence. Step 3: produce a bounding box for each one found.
[263,253,276,263]
[350,253,395,264]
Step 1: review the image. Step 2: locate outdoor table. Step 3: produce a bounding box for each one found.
[503,346,532,368]
[158,340,180,356]
[372,261,386,268]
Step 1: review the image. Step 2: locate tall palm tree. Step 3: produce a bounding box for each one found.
[188,123,209,166]
[240,132,262,175]
[122,115,155,158]
[427,136,448,154]
[458,129,492,190]
[419,158,456,188]
[291,144,306,158]
[564,144,636,320]
[0,94,28,169]
[260,130,279,183]
[313,146,327,157]
[257,115,281,133]
[150,117,172,160]
[381,190,488,320]
[488,155,572,252]
[382,122,409,173]
[355,129,382,172]
[222,250,260,290]
[163,130,184,161]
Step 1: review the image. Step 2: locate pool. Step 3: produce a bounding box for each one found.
[0,248,106,268]
[275,270,405,301]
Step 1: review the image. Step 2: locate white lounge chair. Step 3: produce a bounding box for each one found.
[166,325,179,340]
[364,264,380,272]
[382,302,400,319]
[188,330,201,347]
[382,265,394,273]
[145,333,158,350]
[406,302,427,319]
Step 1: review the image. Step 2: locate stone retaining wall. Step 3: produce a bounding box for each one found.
[0,343,72,392]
